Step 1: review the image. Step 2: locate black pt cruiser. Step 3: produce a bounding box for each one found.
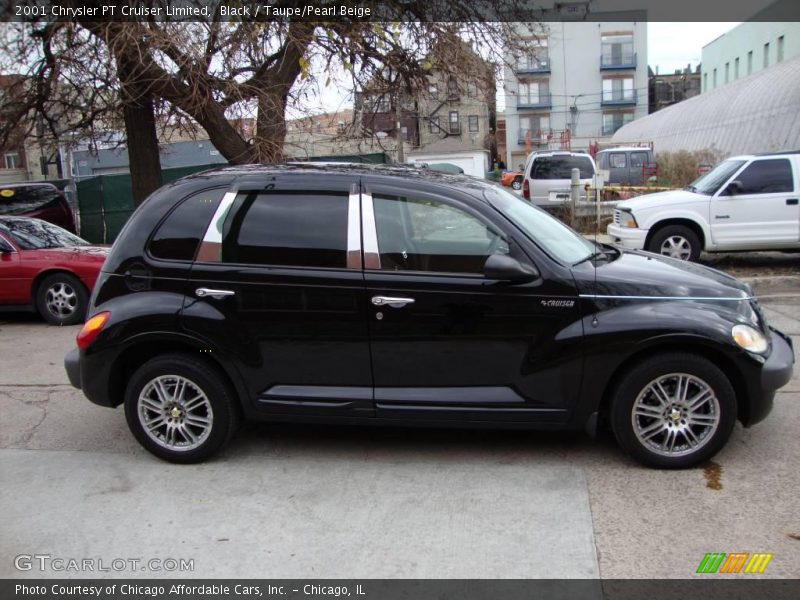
[64,165,794,468]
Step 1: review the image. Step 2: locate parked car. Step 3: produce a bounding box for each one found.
[595,147,657,186]
[0,183,76,233]
[608,151,800,261]
[521,150,596,206]
[0,217,108,325]
[64,165,793,467]
[500,170,523,190]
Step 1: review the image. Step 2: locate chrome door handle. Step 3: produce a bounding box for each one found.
[371,295,415,308]
[196,288,235,299]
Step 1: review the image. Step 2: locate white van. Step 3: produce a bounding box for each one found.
[521,151,597,207]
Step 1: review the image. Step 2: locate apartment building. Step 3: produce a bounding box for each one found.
[701,22,800,92]
[503,19,648,170]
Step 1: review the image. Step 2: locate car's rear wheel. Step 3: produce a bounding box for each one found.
[610,354,736,469]
[124,354,240,463]
[647,225,701,262]
[36,273,88,326]
[512,177,522,190]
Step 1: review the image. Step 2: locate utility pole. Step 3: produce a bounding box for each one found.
[395,93,404,164]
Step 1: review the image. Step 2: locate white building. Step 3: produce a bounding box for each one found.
[701,22,800,92]
[503,17,648,170]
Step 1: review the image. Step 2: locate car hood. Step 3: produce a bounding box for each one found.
[573,247,751,300]
[617,189,708,212]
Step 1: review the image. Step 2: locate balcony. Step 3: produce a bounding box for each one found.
[601,91,637,106]
[600,52,637,70]
[515,58,551,74]
[517,93,552,109]
[517,128,551,145]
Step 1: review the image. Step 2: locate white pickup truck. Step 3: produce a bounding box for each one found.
[607,151,800,261]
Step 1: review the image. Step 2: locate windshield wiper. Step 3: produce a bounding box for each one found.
[684,185,697,192]
[573,249,608,266]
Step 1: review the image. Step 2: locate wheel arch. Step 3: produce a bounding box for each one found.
[596,340,749,426]
[30,268,88,302]
[643,218,708,251]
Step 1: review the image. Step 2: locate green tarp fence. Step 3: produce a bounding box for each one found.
[75,154,390,244]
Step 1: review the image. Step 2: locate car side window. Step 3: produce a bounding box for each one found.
[733,159,794,194]
[149,188,225,261]
[220,191,348,268]
[630,152,649,168]
[373,194,509,275]
[609,153,627,168]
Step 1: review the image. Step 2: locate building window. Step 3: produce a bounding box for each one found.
[428,83,438,98]
[518,80,549,105]
[734,57,740,79]
[703,73,708,91]
[724,62,729,83]
[601,33,634,67]
[466,81,478,97]
[517,39,549,71]
[401,126,409,141]
[602,77,634,102]
[429,117,441,134]
[447,76,459,99]
[449,111,460,134]
[764,42,770,68]
[519,115,550,144]
[468,115,479,132]
[777,36,785,62]
[4,152,20,169]
[747,51,753,74]
[712,68,717,88]
[602,112,634,136]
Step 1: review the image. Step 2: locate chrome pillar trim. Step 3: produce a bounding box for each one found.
[361,188,381,270]
[196,190,237,262]
[346,184,362,270]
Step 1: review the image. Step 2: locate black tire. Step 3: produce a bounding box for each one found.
[35,272,89,326]
[512,177,523,190]
[124,354,240,463]
[610,353,737,469]
[647,225,701,262]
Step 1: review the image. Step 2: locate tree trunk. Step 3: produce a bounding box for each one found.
[255,91,290,163]
[123,91,162,206]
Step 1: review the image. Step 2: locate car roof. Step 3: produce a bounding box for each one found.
[0,182,60,190]
[179,162,497,200]
[596,147,652,153]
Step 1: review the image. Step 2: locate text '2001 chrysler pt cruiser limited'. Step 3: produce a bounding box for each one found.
[64,165,794,468]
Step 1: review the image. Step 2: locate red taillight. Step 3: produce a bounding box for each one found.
[76,312,110,350]
[522,178,530,199]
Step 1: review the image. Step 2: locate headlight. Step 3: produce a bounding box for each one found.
[617,209,638,228]
[732,324,768,354]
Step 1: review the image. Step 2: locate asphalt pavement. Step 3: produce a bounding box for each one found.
[0,290,798,580]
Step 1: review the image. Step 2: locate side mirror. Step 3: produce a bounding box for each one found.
[725,180,743,195]
[484,254,539,283]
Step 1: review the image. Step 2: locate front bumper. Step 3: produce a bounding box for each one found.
[64,347,81,389]
[607,224,648,250]
[745,327,795,426]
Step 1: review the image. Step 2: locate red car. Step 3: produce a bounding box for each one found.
[0,217,108,325]
[0,183,77,233]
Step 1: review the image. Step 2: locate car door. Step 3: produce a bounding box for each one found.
[361,179,582,423]
[711,157,799,249]
[181,174,374,418]
[608,152,628,184]
[0,233,27,304]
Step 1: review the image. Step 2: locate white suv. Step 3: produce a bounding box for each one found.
[608,151,800,261]
[521,151,596,207]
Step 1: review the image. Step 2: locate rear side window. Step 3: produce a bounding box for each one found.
[630,152,650,168]
[220,192,348,268]
[531,156,594,179]
[0,185,63,215]
[609,153,627,168]
[148,188,225,261]
[733,159,794,194]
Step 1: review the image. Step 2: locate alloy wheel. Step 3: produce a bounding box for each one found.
[45,282,78,318]
[659,236,692,260]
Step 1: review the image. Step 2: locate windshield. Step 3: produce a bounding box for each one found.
[484,186,595,265]
[1,219,88,250]
[688,159,746,195]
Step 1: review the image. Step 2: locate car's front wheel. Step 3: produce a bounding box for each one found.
[647,225,701,262]
[36,272,89,326]
[610,354,737,469]
[124,354,240,463]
